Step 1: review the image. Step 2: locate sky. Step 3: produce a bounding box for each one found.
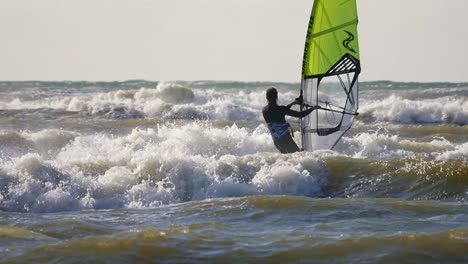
[1,0,467,82]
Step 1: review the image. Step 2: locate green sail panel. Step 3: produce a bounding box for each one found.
[302,0,360,79]
[300,0,361,151]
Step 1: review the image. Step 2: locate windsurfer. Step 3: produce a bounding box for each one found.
[262,87,319,153]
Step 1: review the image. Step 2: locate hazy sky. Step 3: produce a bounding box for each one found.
[1,0,467,82]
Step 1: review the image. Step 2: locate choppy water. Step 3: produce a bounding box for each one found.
[0,80,467,263]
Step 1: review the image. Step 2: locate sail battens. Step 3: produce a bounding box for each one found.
[309,19,358,39]
[329,55,358,74]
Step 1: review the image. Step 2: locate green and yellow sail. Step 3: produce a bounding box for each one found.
[300,0,361,151]
[302,0,360,79]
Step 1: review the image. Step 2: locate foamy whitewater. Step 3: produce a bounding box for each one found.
[0,81,467,263]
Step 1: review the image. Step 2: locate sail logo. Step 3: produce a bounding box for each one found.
[343,30,356,53]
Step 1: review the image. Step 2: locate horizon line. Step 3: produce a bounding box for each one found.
[1,79,467,84]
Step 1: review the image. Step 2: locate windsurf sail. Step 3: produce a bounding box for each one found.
[300,0,361,151]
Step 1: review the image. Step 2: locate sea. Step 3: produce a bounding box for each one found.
[0,80,467,263]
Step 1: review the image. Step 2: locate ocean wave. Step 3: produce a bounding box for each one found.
[2,80,465,91]
[360,94,468,125]
[0,124,328,212]
[325,156,468,200]
[2,81,466,126]
[3,196,468,263]
[1,122,467,213]
[360,80,468,90]
[0,80,158,91]
[0,151,328,212]
[0,82,267,121]
[0,130,77,158]
[335,128,468,161]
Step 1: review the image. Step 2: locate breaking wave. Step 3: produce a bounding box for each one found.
[0,123,466,213]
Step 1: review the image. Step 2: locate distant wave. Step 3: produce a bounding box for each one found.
[1,81,466,124]
[1,80,467,91]
[0,80,158,90]
[0,82,266,121]
[360,80,468,89]
[360,94,468,125]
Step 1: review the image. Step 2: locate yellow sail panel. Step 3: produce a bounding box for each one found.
[302,0,360,79]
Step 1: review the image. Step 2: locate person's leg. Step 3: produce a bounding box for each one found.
[275,134,300,154]
[283,134,300,153]
[274,140,288,154]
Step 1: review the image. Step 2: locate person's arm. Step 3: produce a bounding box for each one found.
[285,105,320,118]
[285,97,304,109]
[285,101,298,109]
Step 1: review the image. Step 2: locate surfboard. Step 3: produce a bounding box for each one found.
[300,0,361,151]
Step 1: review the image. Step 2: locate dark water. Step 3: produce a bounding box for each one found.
[2,196,468,263]
[0,196,468,263]
[0,81,467,263]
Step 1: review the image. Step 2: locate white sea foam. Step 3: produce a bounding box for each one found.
[339,130,460,159]
[1,120,466,212]
[341,132,411,159]
[436,142,468,161]
[0,82,266,121]
[0,124,329,212]
[360,94,468,125]
[1,82,466,126]
[0,130,77,158]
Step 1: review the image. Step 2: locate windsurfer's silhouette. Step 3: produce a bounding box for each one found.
[262,87,319,153]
